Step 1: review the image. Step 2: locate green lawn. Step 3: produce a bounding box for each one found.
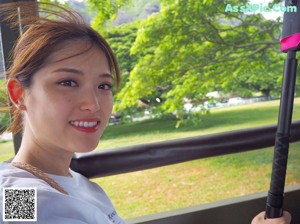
[1,98,300,219]
[97,98,300,150]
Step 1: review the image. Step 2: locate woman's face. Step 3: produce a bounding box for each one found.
[23,40,113,153]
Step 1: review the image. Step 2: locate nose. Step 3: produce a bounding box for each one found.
[79,88,100,112]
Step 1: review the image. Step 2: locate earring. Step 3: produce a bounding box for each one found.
[18,104,26,111]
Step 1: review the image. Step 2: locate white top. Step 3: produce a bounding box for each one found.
[0,162,126,224]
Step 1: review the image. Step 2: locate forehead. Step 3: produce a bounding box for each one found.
[45,39,107,65]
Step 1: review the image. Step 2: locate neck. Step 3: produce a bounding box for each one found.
[12,133,74,177]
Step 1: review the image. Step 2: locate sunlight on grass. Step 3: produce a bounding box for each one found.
[0,141,14,162]
[92,143,300,219]
[96,98,300,150]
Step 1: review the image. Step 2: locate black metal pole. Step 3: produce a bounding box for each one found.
[265,50,297,218]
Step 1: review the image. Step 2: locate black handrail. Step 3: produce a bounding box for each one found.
[71,120,300,179]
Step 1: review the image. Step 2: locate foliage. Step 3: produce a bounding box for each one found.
[121,0,160,22]
[104,22,139,78]
[101,22,144,116]
[113,0,285,120]
[38,0,68,7]
[68,0,93,24]
[225,49,285,97]
[0,81,10,133]
[86,0,131,31]
[28,1,296,122]
[0,112,10,133]
[86,0,160,29]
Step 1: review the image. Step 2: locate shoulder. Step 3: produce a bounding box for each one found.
[1,184,115,223]
[55,170,116,209]
[0,162,55,190]
[67,169,108,196]
[0,165,115,223]
[0,163,126,224]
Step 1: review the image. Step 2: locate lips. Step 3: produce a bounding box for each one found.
[69,119,100,133]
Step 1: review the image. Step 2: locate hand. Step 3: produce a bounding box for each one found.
[251,211,292,224]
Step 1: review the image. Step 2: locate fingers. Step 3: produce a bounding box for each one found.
[251,211,292,224]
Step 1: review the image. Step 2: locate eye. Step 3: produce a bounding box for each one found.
[59,80,78,87]
[99,83,112,90]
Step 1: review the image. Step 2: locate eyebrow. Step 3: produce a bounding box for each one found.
[52,68,113,78]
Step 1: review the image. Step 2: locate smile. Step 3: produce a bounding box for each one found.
[69,120,98,128]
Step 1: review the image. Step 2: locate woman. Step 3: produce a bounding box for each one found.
[0,2,125,223]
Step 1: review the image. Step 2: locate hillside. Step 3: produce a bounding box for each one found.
[68,0,160,25]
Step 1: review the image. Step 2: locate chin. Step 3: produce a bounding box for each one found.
[73,143,99,153]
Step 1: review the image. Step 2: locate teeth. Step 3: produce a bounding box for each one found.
[70,121,98,128]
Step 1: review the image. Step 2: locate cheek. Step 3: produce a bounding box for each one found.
[41,94,73,119]
[101,95,113,113]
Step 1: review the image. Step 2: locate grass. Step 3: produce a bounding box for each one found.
[96,98,300,150]
[0,141,15,162]
[91,143,300,219]
[1,98,300,219]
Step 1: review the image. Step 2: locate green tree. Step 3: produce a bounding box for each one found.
[83,0,288,121]
[86,0,131,31]
[224,49,285,98]
[104,22,139,79]
[102,22,145,117]
[114,0,284,118]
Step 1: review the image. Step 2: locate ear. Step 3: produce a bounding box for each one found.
[7,79,24,106]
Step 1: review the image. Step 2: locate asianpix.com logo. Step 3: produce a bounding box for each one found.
[225,3,297,13]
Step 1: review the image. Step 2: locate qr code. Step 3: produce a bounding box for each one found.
[2,187,37,222]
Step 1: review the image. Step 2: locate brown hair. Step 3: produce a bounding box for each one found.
[0,2,121,133]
